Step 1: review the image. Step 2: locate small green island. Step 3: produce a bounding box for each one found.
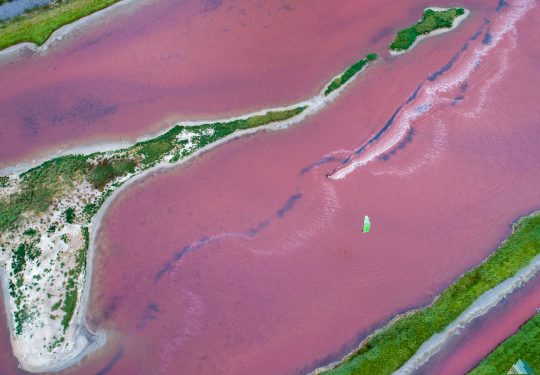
[0,0,120,52]
[315,211,540,375]
[468,313,540,374]
[390,7,468,54]
[324,53,378,96]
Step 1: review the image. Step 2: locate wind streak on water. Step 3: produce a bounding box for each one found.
[95,348,124,375]
[154,231,251,282]
[329,0,534,180]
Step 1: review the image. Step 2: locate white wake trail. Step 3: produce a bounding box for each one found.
[372,120,447,177]
[330,0,534,180]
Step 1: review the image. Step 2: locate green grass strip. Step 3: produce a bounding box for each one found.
[390,8,465,52]
[321,212,540,375]
[0,0,120,52]
[324,53,377,96]
[468,313,540,375]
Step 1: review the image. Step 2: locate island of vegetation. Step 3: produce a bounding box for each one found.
[324,53,378,96]
[0,0,120,52]
[469,313,540,374]
[313,211,540,375]
[389,7,469,54]
[0,49,377,372]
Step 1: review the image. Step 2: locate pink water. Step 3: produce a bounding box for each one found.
[1,1,540,374]
[0,0,430,168]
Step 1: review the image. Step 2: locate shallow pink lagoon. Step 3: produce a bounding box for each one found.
[1,0,540,374]
[0,0,433,168]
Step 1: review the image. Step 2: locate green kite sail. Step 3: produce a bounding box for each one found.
[363,215,371,233]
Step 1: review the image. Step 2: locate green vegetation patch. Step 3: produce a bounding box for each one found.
[0,176,9,187]
[88,158,137,190]
[23,228,38,236]
[126,106,303,165]
[11,241,39,274]
[64,207,75,224]
[47,336,65,352]
[13,304,29,335]
[321,212,540,375]
[11,243,28,274]
[200,106,308,147]
[324,53,377,96]
[60,226,89,331]
[390,8,465,52]
[135,127,180,166]
[469,314,540,374]
[0,0,120,52]
[51,300,61,311]
[82,203,97,219]
[0,155,87,233]
[60,285,78,332]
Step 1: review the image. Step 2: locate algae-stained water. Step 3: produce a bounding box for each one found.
[1,1,540,375]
